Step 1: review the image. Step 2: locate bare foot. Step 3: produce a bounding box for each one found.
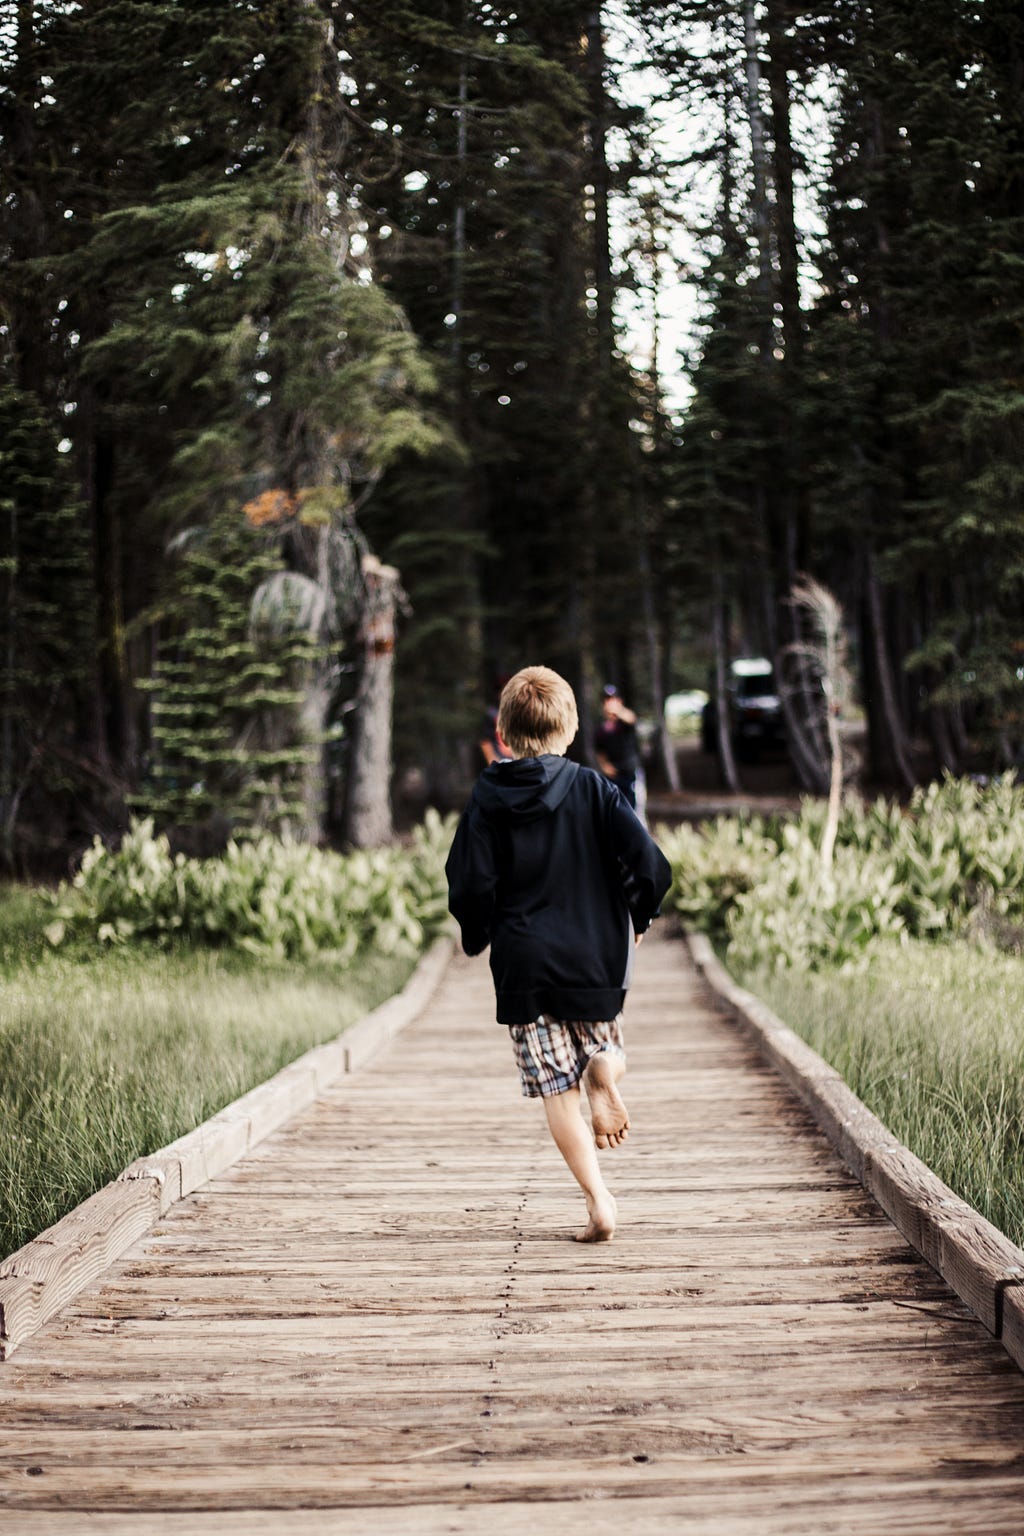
[576,1190,617,1243]
[583,1054,630,1149]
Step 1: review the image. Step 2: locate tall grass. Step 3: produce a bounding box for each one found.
[0,889,414,1259]
[736,940,1024,1247]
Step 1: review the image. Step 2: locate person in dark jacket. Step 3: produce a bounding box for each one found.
[445,665,672,1242]
[595,683,640,808]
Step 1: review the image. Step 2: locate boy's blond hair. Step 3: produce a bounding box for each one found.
[497,666,579,759]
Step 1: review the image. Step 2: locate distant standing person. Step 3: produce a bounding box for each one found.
[596,684,639,809]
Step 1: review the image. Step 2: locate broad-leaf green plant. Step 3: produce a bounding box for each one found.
[46,813,454,962]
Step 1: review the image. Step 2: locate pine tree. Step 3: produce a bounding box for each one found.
[343,1,650,780]
[0,387,96,868]
[636,0,836,786]
[138,508,321,838]
[2,0,447,850]
[811,0,1024,774]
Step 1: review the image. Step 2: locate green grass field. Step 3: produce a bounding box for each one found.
[735,940,1024,1248]
[0,888,415,1260]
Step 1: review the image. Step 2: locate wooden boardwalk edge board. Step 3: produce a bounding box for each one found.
[0,934,455,1362]
[686,931,1024,1367]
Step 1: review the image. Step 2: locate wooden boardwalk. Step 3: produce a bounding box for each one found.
[3,933,1024,1533]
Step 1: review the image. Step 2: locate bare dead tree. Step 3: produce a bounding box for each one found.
[784,577,858,871]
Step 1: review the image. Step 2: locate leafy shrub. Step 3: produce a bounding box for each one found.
[726,841,906,972]
[659,773,1024,971]
[45,812,454,962]
[657,818,776,941]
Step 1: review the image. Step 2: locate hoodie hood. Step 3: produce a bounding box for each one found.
[474,754,580,820]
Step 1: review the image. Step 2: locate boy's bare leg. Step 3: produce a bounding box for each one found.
[582,1050,629,1149]
[542,1087,617,1242]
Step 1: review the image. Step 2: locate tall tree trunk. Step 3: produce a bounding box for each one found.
[765,2,801,363]
[443,11,484,798]
[569,6,611,768]
[1,482,17,865]
[297,671,331,844]
[744,9,819,791]
[927,698,959,776]
[632,200,678,792]
[764,0,812,578]
[856,100,916,791]
[948,698,969,762]
[345,556,402,847]
[10,2,46,400]
[742,0,774,330]
[660,612,679,780]
[864,548,916,791]
[712,586,742,795]
[584,5,612,368]
[920,579,959,773]
[90,424,131,775]
[568,569,598,764]
[635,487,679,792]
[753,481,823,792]
[3,3,42,841]
[450,24,468,374]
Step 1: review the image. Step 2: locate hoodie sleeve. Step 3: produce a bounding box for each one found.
[445,802,499,956]
[604,786,673,933]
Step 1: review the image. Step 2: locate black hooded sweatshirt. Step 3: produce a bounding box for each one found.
[445,755,673,1025]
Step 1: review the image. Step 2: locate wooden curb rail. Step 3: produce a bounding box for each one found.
[0,934,453,1362]
[687,931,1024,1371]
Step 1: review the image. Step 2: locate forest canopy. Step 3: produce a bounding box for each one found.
[2,1,1023,868]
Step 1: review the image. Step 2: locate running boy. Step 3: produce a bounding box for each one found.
[445,666,672,1242]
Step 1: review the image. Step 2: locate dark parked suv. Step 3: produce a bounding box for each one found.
[701,658,785,760]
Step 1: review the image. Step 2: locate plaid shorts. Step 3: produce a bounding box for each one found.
[509,1015,625,1099]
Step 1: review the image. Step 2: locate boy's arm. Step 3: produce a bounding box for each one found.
[605,789,673,933]
[445,805,498,956]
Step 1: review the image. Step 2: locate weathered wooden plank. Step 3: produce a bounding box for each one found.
[3,1489,1024,1536]
[0,1181,161,1359]
[8,1375,1017,1439]
[141,1183,886,1220]
[4,1443,1024,1512]
[34,1295,978,1342]
[6,1331,1003,1383]
[5,1406,1024,1480]
[1001,1282,1024,1372]
[57,1266,948,1320]
[198,1163,855,1194]
[863,1145,1024,1336]
[3,1409,1016,1480]
[2,1495,1023,1536]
